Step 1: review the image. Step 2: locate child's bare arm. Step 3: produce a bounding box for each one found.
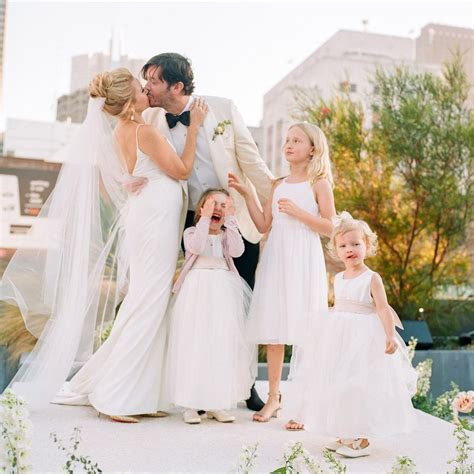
[228,173,277,234]
[371,272,398,354]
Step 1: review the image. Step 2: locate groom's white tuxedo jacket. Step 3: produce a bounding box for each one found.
[143,96,274,243]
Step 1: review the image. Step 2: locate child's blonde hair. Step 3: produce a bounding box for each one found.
[289,122,334,187]
[193,188,230,224]
[327,212,378,260]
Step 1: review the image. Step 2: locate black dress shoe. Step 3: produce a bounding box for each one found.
[245,383,265,411]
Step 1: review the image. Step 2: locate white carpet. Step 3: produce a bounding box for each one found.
[27,381,472,473]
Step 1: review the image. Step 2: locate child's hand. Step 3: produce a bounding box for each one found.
[385,337,398,355]
[228,173,250,197]
[224,196,236,217]
[278,198,302,218]
[201,196,215,218]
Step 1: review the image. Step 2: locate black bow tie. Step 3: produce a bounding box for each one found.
[165,111,191,129]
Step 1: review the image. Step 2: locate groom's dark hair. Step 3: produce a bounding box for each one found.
[141,53,195,95]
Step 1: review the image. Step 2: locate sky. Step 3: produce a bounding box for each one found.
[2,0,473,128]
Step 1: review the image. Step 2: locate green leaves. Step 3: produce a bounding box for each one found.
[293,55,473,318]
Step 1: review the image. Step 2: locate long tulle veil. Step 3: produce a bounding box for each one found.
[0,98,132,409]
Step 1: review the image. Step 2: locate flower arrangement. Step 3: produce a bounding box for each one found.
[233,443,258,473]
[0,389,32,473]
[273,441,323,473]
[448,424,474,473]
[390,455,418,474]
[50,427,102,474]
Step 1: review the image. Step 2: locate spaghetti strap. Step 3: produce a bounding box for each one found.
[135,123,145,151]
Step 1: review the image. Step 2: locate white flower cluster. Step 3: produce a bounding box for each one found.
[0,389,32,473]
[234,443,258,473]
[407,337,417,363]
[415,358,432,398]
[389,455,418,474]
[283,441,324,473]
[406,337,432,398]
[448,424,474,473]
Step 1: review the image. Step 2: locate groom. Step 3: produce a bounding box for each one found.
[142,53,274,411]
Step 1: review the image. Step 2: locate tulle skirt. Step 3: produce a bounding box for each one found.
[165,268,256,410]
[286,310,418,439]
[246,221,328,345]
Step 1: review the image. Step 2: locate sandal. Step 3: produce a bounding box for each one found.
[253,392,282,422]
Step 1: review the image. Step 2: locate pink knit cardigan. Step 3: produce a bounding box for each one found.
[172,215,245,293]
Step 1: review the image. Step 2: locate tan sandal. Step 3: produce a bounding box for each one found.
[253,392,282,423]
[109,415,140,423]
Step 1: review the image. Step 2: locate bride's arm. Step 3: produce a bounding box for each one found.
[139,100,208,180]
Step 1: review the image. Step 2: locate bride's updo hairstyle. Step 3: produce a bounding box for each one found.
[89,68,135,120]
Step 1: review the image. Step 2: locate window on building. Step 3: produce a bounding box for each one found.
[339,81,357,93]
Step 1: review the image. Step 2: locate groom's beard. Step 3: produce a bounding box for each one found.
[147,94,161,108]
[147,90,175,111]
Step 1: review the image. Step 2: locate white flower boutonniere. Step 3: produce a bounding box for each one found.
[212,119,231,141]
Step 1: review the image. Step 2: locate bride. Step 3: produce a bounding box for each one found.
[0,68,208,422]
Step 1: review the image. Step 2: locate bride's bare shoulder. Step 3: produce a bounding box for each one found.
[137,124,167,149]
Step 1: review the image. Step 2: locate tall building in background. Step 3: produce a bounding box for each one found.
[416,23,474,108]
[57,38,145,123]
[0,0,7,117]
[262,23,474,176]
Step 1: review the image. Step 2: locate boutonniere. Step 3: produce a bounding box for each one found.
[212,120,231,141]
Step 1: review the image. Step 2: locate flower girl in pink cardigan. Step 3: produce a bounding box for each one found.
[166,188,256,424]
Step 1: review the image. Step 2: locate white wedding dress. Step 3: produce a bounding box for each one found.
[53,129,184,415]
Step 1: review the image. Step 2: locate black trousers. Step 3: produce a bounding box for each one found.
[183,210,260,289]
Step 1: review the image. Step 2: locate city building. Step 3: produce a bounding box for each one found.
[57,46,146,123]
[0,0,7,116]
[3,118,80,161]
[261,24,473,176]
[248,126,263,154]
[0,155,61,249]
[416,23,474,108]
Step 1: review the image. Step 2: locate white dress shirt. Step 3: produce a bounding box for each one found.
[167,96,221,210]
